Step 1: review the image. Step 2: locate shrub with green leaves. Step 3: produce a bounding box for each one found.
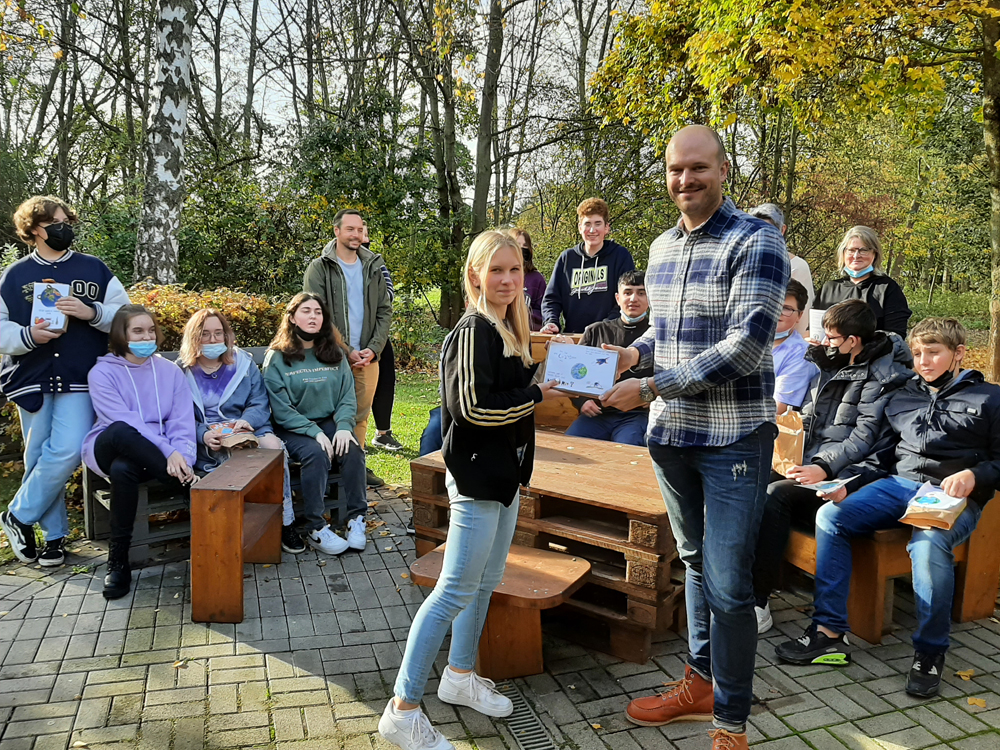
[128,283,286,351]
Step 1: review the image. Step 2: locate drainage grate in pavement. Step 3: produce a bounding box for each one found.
[497,682,558,750]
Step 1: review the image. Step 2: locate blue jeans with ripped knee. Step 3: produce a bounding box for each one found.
[393,471,519,704]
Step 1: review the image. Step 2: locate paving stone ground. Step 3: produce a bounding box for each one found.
[1,485,999,749]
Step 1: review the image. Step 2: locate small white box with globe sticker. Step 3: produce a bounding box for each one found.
[543,342,619,397]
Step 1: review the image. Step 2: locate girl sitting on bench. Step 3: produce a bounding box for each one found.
[82,305,197,600]
[179,308,303,554]
[378,231,561,750]
[262,292,368,556]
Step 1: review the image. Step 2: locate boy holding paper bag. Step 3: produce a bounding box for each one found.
[776,317,1000,699]
[754,299,912,633]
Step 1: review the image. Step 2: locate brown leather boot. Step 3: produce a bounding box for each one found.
[625,664,714,726]
[709,728,749,750]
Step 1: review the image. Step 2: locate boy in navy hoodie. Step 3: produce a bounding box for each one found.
[540,198,636,334]
[776,318,1000,699]
[0,196,129,566]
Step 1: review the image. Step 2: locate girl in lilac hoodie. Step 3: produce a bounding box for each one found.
[82,305,197,600]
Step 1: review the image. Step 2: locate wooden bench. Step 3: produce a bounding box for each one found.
[190,448,285,623]
[785,493,1000,644]
[410,544,590,679]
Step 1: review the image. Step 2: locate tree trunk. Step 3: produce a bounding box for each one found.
[243,0,260,144]
[134,0,196,284]
[984,1,1000,382]
[471,0,503,234]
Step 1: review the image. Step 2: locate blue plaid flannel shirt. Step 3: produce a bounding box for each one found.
[633,198,790,448]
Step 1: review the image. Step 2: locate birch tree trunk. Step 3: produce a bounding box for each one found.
[135,0,196,283]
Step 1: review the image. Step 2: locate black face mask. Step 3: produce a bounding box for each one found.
[294,325,319,342]
[43,223,74,252]
[926,369,955,390]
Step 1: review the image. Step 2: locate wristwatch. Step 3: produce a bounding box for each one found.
[638,377,657,403]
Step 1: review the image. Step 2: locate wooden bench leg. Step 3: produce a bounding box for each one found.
[848,538,887,644]
[953,499,1000,622]
[191,490,244,623]
[476,603,542,680]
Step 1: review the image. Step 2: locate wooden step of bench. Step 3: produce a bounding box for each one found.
[191,449,285,623]
[410,544,590,680]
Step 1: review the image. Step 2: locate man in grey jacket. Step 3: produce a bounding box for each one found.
[304,209,392,486]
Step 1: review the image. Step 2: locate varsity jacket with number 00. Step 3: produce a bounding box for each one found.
[0,249,130,412]
[440,312,541,505]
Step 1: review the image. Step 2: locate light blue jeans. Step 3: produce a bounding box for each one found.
[10,393,95,541]
[394,471,520,704]
[813,475,983,654]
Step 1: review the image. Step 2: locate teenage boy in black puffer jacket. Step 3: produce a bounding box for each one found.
[753,299,912,633]
[776,317,1000,699]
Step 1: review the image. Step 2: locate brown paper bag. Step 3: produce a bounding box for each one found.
[772,410,804,477]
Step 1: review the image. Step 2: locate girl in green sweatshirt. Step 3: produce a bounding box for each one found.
[262,292,368,555]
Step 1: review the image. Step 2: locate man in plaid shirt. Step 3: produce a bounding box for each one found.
[603,125,789,750]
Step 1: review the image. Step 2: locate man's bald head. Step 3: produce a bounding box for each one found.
[666,125,728,166]
[665,124,731,230]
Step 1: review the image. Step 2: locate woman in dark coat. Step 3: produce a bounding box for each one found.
[816,226,911,338]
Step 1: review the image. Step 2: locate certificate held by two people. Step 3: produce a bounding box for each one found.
[543,342,619,398]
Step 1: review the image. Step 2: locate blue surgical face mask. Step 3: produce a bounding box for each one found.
[844,264,873,278]
[201,343,228,360]
[774,328,792,341]
[128,341,158,358]
[621,310,648,324]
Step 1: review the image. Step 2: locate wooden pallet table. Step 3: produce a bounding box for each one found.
[411,431,680,663]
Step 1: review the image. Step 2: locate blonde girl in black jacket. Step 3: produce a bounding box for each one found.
[378,231,560,750]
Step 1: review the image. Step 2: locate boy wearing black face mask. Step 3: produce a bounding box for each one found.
[752,300,912,634]
[0,196,129,568]
[777,317,1000,699]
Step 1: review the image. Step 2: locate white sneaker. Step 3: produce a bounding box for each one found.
[756,603,773,635]
[347,515,367,550]
[379,700,453,750]
[307,524,349,555]
[436,666,513,717]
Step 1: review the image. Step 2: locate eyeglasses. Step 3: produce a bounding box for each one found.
[826,334,847,346]
[780,305,801,317]
[845,247,874,258]
[200,330,226,342]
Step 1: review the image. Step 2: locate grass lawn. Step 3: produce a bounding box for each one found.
[364,370,439,485]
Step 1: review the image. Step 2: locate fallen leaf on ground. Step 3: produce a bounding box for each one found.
[72,742,89,748]
[956,669,975,681]
[368,500,379,507]
[173,659,189,669]
[316,561,326,567]
[968,697,987,708]
[568,684,576,690]
[385,546,393,551]
[173,593,179,599]
[262,564,272,568]
[401,573,409,579]
[591,724,602,730]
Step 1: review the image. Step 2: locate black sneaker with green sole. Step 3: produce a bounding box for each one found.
[775,625,851,666]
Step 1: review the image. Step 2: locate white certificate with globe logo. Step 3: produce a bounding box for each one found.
[542,342,619,397]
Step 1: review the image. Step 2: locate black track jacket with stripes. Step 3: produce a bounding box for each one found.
[441,312,541,504]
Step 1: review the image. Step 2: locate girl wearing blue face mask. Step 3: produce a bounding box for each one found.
[815,226,911,338]
[178,309,303,555]
[82,305,197,600]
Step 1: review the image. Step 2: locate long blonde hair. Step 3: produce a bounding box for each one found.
[464,231,533,367]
